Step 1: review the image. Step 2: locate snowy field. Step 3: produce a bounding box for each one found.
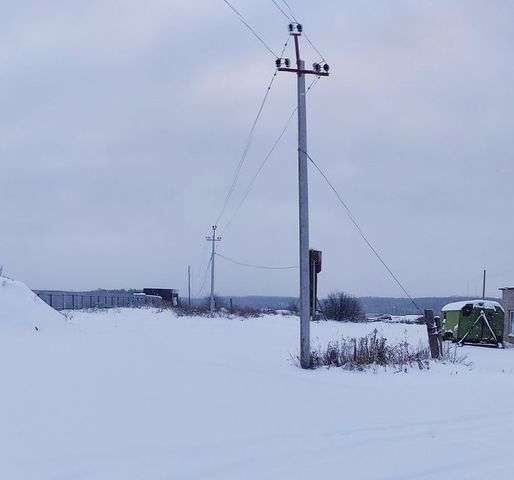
[1,279,514,479]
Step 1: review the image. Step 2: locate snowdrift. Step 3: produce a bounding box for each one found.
[0,277,64,331]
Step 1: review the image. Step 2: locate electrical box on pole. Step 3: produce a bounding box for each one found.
[309,249,322,319]
[278,23,329,368]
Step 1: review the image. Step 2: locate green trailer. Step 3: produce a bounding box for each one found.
[441,300,504,348]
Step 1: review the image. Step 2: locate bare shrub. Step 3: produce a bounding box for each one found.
[174,303,261,319]
[321,291,365,322]
[307,329,430,371]
[288,301,299,315]
[174,304,211,317]
[230,305,262,318]
[440,341,471,367]
[61,311,74,322]
[295,329,468,371]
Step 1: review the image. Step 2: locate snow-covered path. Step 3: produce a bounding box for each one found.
[1,308,513,479]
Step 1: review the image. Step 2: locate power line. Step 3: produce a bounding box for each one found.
[271,0,294,21]
[223,0,279,58]
[196,255,213,297]
[214,72,279,226]
[280,0,298,21]
[304,32,326,63]
[304,150,422,314]
[217,252,298,270]
[223,76,320,231]
[214,37,290,227]
[193,226,215,293]
[278,35,290,58]
[195,236,211,275]
[223,107,296,231]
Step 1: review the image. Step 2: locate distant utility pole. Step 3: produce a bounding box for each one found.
[482,269,487,299]
[188,265,191,306]
[278,23,329,369]
[206,225,222,317]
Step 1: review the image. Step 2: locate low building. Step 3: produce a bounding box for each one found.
[143,288,179,306]
[500,287,514,344]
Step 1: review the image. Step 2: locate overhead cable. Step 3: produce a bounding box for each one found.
[223,76,320,231]
[304,33,326,63]
[217,252,298,270]
[194,235,212,283]
[223,107,297,231]
[304,150,422,314]
[280,0,297,21]
[271,0,294,21]
[196,255,213,297]
[223,0,279,57]
[214,37,290,227]
[214,72,277,226]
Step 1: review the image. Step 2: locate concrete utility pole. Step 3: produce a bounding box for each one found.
[206,225,222,317]
[482,269,487,299]
[278,23,329,369]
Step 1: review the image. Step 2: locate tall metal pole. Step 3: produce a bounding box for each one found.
[206,225,221,317]
[482,269,487,299]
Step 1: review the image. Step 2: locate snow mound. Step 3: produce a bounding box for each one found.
[0,277,65,331]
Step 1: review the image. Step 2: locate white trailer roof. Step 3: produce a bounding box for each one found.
[442,299,504,312]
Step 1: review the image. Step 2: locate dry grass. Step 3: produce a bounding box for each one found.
[294,329,468,371]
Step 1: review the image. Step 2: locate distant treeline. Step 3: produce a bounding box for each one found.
[358,296,500,315]
[33,290,500,315]
[193,295,501,315]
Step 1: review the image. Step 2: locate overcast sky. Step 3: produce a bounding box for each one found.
[1,1,513,299]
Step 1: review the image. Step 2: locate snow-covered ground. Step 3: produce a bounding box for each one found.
[368,313,424,323]
[1,286,513,479]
